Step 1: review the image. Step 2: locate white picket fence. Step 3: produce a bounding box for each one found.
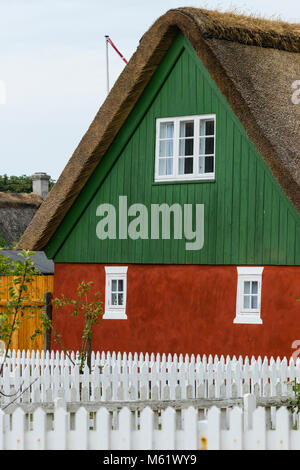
[0,349,299,404]
[0,395,300,450]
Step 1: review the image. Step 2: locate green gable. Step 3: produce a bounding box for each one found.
[46,33,300,265]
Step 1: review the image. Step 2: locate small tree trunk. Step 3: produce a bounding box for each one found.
[43,292,52,351]
[87,333,92,373]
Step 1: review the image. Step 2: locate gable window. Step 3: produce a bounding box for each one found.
[155,115,216,182]
[234,267,264,324]
[103,266,128,319]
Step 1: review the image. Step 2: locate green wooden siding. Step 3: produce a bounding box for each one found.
[46,33,300,265]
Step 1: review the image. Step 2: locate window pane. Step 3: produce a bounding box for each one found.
[111,293,118,305]
[205,120,215,136]
[160,122,174,139]
[159,159,173,176]
[178,158,184,174]
[252,281,258,294]
[199,120,205,137]
[243,295,250,309]
[179,138,193,156]
[180,121,194,137]
[118,280,123,291]
[179,158,193,175]
[251,296,258,309]
[118,293,124,305]
[199,138,205,155]
[200,119,215,137]
[159,140,173,157]
[205,156,214,173]
[166,159,173,175]
[200,137,214,155]
[199,157,204,174]
[158,159,166,176]
[244,281,251,294]
[184,158,193,174]
[205,137,214,155]
[112,280,117,292]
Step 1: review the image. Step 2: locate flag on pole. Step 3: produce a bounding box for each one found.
[105,35,128,95]
[105,36,128,64]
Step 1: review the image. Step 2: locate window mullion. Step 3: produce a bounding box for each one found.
[194,117,199,177]
[174,118,179,178]
[155,119,160,180]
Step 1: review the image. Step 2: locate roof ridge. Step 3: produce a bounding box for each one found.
[175,7,300,52]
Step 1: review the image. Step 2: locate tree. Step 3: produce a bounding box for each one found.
[0,251,104,374]
[0,174,55,193]
[0,250,39,375]
[0,254,11,275]
[39,282,103,372]
[0,232,7,250]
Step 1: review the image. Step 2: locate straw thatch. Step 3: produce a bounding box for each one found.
[18,8,300,251]
[0,193,42,245]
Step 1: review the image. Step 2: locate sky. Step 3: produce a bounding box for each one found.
[0,0,299,180]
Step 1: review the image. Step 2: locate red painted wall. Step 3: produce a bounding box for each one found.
[52,263,300,359]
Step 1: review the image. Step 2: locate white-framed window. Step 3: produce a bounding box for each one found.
[154,114,216,182]
[234,267,264,324]
[103,266,128,319]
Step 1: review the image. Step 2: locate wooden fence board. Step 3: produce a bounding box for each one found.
[0,397,300,450]
[0,276,54,351]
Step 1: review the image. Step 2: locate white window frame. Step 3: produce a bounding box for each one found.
[234,267,264,325]
[104,266,128,319]
[154,114,216,183]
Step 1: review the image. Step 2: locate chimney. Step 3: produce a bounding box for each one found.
[32,172,51,200]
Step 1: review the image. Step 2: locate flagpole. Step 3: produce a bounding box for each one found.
[105,35,110,95]
[105,35,128,96]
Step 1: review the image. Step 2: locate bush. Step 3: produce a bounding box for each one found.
[0,174,55,193]
[0,253,40,275]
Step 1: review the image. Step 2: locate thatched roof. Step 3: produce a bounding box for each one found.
[0,192,42,208]
[18,8,300,251]
[0,193,42,245]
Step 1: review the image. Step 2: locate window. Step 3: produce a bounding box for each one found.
[234,267,264,324]
[155,115,216,182]
[104,266,128,319]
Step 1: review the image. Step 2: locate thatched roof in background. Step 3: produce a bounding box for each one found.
[0,193,42,245]
[18,8,300,252]
[0,192,42,208]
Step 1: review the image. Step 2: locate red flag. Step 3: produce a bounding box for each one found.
[106,36,128,64]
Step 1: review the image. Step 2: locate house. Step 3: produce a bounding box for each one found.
[18,9,300,358]
[0,172,51,247]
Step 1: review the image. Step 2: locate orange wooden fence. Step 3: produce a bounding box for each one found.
[0,275,54,351]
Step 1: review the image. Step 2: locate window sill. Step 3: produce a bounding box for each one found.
[152,178,216,186]
[103,312,127,320]
[234,315,262,325]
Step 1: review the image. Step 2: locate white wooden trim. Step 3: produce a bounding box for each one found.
[103,312,127,320]
[104,266,128,320]
[154,115,216,183]
[237,267,264,275]
[105,266,128,274]
[233,315,263,325]
[234,267,264,325]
